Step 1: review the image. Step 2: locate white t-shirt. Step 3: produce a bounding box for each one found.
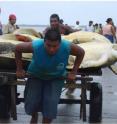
[85,25,94,32]
[74,25,82,30]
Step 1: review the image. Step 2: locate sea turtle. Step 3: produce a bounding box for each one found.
[0,29,117,74]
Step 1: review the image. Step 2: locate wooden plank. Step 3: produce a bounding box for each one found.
[10,85,17,120]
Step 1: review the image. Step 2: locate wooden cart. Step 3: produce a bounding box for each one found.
[0,67,102,123]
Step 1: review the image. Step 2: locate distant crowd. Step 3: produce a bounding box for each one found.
[73,19,117,43]
[0,13,117,43]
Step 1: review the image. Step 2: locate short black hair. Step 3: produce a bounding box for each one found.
[89,20,93,23]
[50,14,60,22]
[95,23,98,26]
[60,19,64,24]
[44,28,61,42]
[106,18,112,23]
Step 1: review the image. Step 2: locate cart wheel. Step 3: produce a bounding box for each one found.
[89,82,102,123]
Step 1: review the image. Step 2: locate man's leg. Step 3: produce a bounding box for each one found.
[24,77,42,124]
[42,117,52,124]
[30,112,38,124]
[42,79,64,123]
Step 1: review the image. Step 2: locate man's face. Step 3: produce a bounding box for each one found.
[110,21,113,25]
[89,22,93,26]
[9,19,16,25]
[76,21,79,25]
[50,18,59,29]
[44,40,60,55]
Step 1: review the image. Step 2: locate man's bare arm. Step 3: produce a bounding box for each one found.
[111,26,117,42]
[70,43,85,74]
[15,42,33,77]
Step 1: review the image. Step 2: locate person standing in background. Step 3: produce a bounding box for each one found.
[2,14,21,109]
[3,14,19,34]
[74,20,82,31]
[0,8,2,35]
[59,19,64,24]
[102,18,117,43]
[98,23,103,34]
[43,13,77,36]
[94,23,100,34]
[0,21,2,35]
[85,20,94,32]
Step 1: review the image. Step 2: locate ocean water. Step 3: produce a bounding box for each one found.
[19,25,48,33]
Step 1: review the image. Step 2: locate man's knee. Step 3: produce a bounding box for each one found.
[25,101,40,115]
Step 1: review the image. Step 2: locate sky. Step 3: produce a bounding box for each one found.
[0,0,117,26]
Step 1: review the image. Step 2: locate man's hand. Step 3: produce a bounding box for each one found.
[16,69,26,79]
[66,72,76,81]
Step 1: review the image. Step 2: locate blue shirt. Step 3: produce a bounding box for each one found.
[27,39,71,80]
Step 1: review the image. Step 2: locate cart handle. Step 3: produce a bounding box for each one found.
[0,72,93,82]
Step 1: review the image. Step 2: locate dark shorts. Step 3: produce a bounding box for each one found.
[24,76,64,119]
[104,34,114,43]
